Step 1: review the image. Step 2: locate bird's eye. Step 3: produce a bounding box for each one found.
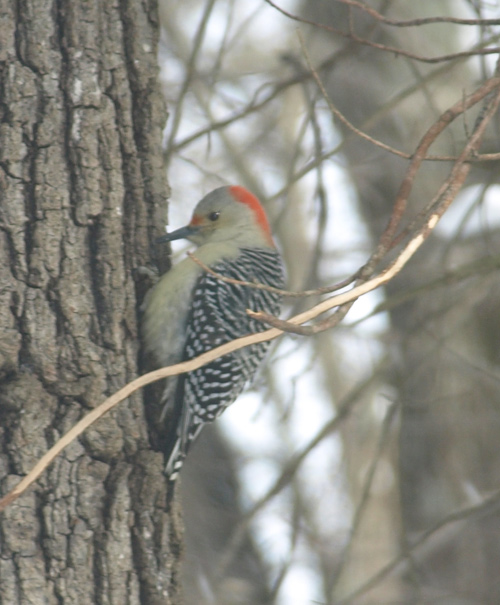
[208,211,220,222]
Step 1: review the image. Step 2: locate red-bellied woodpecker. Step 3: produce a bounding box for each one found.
[142,186,284,481]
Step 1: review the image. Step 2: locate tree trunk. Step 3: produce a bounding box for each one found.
[0,1,182,603]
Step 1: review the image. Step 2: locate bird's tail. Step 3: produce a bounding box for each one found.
[164,439,185,481]
[164,416,204,482]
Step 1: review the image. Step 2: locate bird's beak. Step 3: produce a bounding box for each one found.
[155,224,200,244]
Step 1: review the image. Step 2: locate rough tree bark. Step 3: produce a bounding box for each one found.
[0,1,183,604]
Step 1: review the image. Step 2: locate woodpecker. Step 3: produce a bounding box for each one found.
[142,186,284,481]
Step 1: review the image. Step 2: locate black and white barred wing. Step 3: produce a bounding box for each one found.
[164,247,284,479]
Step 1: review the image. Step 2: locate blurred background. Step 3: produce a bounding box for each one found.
[157,1,500,603]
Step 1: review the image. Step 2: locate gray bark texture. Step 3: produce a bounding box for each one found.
[0,0,183,603]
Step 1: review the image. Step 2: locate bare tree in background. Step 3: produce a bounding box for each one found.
[159,1,500,604]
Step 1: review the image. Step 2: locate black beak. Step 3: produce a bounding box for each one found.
[155,225,199,245]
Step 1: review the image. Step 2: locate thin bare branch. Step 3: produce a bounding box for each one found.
[187,251,359,298]
[374,76,500,260]
[336,488,500,605]
[331,401,399,594]
[390,77,500,249]
[264,0,500,64]
[338,0,500,28]
[351,254,500,323]
[164,0,218,160]
[298,32,410,161]
[214,360,387,581]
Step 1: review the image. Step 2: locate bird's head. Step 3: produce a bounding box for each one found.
[156,186,276,249]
